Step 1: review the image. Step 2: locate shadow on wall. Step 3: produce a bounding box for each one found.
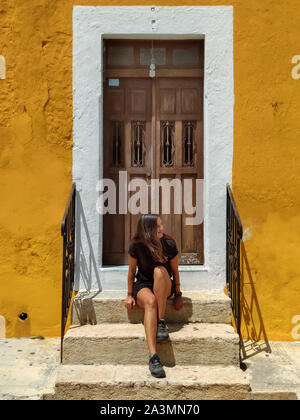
[239,242,272,360]
[75,192,102,292]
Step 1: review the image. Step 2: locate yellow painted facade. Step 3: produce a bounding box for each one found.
[0,0,299,340]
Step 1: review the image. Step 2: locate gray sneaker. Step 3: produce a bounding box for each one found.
[156,319,169,341]
[149,353,166,378]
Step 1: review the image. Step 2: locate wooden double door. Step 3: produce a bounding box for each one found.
[103,41,204,265]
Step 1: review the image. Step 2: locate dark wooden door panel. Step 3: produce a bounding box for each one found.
[156,78,204,264]
[103,78,152,264]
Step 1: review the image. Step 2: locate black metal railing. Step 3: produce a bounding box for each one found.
[60,182,76,363]
[226,184,243,341]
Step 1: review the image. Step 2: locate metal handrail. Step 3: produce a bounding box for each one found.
[60,183,76,363]
[226,184,243,340]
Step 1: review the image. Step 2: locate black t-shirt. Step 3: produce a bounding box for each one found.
[128,234,179,284]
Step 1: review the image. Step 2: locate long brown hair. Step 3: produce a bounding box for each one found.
[131,214,174,263]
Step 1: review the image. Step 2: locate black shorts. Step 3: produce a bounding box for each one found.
[132,278,176,304]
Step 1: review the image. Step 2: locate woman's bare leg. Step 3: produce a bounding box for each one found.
[136,288,158,356]
[153,266,172,320]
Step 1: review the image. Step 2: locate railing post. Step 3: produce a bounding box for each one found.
[226,184,243,366]
[60,183,76,364]
[60,231,66,364]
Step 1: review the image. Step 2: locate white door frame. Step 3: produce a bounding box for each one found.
[73,5,234,291]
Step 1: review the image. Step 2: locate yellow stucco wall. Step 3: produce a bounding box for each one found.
[0,0,299,340]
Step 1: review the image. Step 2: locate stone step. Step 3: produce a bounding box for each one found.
[43,364,251,400]
[63,322,239,366]
[71,290,231,325]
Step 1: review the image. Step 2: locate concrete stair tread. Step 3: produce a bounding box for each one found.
[43,365,298,399]
[71,290,231,325]
[52,363,250,387]
[66,322,238,342]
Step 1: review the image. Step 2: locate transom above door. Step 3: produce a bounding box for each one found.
[103,40,204,265]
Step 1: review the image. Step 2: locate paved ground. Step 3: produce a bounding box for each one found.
[0,338,300,400]
[0,337,60,400]
[243,341,300,399]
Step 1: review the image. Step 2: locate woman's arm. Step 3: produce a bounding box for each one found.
[170,255,183,311]
[125,256,137,310]
[169,255,181,294]
[127,255,137,296]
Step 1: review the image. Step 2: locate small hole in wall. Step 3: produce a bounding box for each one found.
[18,312,28,322]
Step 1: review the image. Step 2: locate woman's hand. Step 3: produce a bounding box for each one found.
[172,296,183,311]
[124,295,136,310]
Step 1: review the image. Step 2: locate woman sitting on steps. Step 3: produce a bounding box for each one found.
[124,214,183,378]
